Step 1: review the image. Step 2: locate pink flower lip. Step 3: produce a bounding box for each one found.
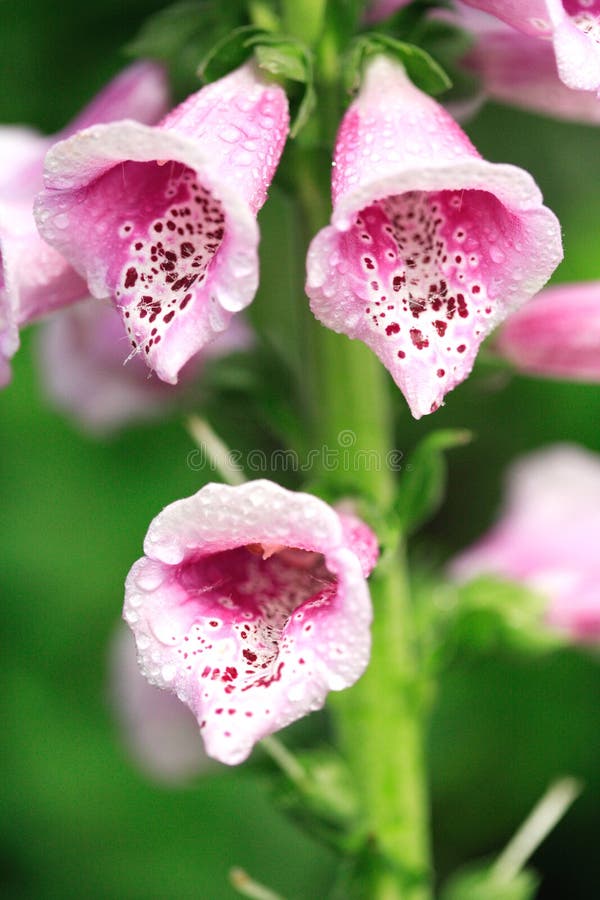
[35,63,289,385]
[495,280,600,381]
[306,56,562,419]
[450,443,600,643]
[124,480,377,765]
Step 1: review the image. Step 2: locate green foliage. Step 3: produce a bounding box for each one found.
[395,429,471,534]
[345,32,452,96]
[441,866,539,900]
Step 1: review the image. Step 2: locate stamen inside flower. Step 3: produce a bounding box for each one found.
[173,546,337,720]
[83,160,226,360]
[343,188,522,405]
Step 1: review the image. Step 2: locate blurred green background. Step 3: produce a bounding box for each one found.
[1,1,599,897]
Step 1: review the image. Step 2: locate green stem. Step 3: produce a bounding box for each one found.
[285,56,432,900]
[281,0,327,44]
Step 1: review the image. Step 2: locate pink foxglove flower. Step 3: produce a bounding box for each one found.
[110,624,212,783]
[37,298,252,435]
[0,62,170,386]
[365,0,412,22]
[124,481,378,765]
[306,56,562,418]
[461,0,600,94]
[450,445,600,642]
[35,62,289,385]
[495,281,600,381]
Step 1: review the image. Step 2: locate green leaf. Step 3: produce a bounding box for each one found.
[247,35,316,137]
[395,429,471,534]
[452,576,563,654]
[254,42,307,82]
[198,25,266,83]
[270,749,361,852]
[441,866,539,900]
[345,33,452,96]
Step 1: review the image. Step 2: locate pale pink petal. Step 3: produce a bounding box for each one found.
[109,624,212,783]
[462,0,600,93]
[0,62,171,383]
[306,56,562,419]
[37,297,252,434]
[64,62,169,136]
[35,63,289,385]
[124,481,377,765]
[464,25,600,122]
[450,444,600,642]
[495,281,600,380]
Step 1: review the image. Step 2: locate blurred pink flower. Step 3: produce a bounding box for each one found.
[495,281,600,381]
[0,62,170,386]
[109,624,212,783]
[37,297,252,435]
[364,0,412,22]
[450,445,600,642]
[457,6,600,122]
[461,0,600,94]
[36,62,289,385]
[124,481,378,765]
[306,55,562,419]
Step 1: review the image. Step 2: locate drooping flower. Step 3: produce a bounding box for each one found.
[37,297,252,435]
[109,624,212,783]
[494,281,600,381]
[462,16,600,123]
[461,0,600,94]
[450,445,600,642]
[35,62,289,385]
[306,55,562,418]
[124,481,378,765]
[0,61,170,386]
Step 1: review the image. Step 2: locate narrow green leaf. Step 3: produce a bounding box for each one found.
[396,429,471,533]
[198,25,265,82]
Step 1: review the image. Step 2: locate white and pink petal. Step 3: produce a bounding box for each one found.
[306,57,562,418]
[35,63,289,384]
[124,481,377,765]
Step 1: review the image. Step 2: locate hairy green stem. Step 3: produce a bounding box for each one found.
[286,69,432,900]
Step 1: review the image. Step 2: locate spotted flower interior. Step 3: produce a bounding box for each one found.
[327,187,527,416]
[76,160,227,364]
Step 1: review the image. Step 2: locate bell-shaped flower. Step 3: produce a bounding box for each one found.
[37,297,252,435]
[461,0,600,94]
[0,61,170,386]
[124,480,379,765]
[35,62,289,385]
[450,444,600,642]
[306,56,562,418]
[494,281,600,381]
[109,624,212,783]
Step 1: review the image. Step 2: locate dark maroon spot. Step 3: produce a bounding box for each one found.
[472,285,480,294]
[181,241,194,258]
[154,223,163,232]
[410,328,429,350]
[457,344,466,353]
[135,242,143,250]
[437,369,445,377]
[397,350,406,359]
[124,267,138,288]
[433,320,447,337]
[163,310,175,323]
[385,322,400,336]
[243,649,257,663]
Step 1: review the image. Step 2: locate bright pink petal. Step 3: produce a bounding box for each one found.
[35,63,289,384]
[460,1,557,36]
[124,481,377,765]
[110,624,212,782]
[37,297,252,434]
[450,444,600,642]
[0,62,170,383]
[306,57,562,419]
[495,281,600,380]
